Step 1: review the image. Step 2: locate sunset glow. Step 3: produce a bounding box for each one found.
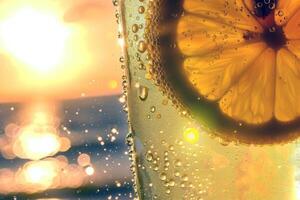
[23,160,57,185]
[0,0,122,102]
[16,129,60,160]
[0,7,69,74]
[0,157,89,194]
[0,0,120,196]
[0,106,71,160]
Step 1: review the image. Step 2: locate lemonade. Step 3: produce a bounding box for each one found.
[118,0,300,199]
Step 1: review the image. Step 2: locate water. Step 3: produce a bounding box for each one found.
[0,96,134,200]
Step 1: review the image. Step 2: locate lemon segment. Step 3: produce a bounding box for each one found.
[283,9,300,40]
[183,0,263,32]
[219,48,276,124]
[177,15,257,57]
[183,42,267,100]
[275,48,300,122]
[177,0,300,125]
[275,0,300,26]
[286,40,300,57]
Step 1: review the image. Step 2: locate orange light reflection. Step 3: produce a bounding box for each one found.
[0,104,71,160]
[0,0,121,102]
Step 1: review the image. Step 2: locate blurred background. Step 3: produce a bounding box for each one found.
[0,0,133,199]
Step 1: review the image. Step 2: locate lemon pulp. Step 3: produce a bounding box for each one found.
[178,0,300,124]
[145,0,300,143]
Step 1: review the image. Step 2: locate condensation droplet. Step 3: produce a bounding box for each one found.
[138,6,145,14]
[159,172,167,181]
[150,106,156,113]
[174,170,180,177]
[146,151,154,161]
[138,41,147,53]
[165,188,171,194]
[182,174,189,182]
[139,86,149,101]
[175,159,182,167]
[168,179,175,187]
[132,24,139,33]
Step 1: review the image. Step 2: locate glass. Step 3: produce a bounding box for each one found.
[118,0,300,199]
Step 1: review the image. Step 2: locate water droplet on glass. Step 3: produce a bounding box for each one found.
[138,6,145,14]
[138,41,147,53]
[132,24,139,33]
[139,86,149,101]
[159,172,167,181]
[146,151,154,161]
[150,106,156,113]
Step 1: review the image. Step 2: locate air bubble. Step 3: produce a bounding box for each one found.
[269,3,275,10]
[175,159,182,167]
[138,6,145,14]
[182,174,189,182]
[277,10,284,17]
[132,24,139,33]
[150,106,156,113]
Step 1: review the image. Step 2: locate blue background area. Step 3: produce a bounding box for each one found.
[0,95,134,200]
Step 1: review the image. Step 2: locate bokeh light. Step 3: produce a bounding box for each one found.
[0,157,89,194]
[183,127,200,144]
[0,7,69,74]
[23,160,58,186]
[15,129,60,160]
[77,153,91,167]
[0,107,71,160]
[85,165,95,176]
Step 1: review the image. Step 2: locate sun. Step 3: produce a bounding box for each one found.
[0,7,70,74]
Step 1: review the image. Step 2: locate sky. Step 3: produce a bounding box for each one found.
[0,1,131,198]
[0,0,122,103]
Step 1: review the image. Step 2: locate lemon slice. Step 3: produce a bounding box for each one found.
[146,0,300,143]
[275,1,300,26]
[178,0,300,125]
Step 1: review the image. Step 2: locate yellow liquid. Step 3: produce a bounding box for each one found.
[118,0,300,199]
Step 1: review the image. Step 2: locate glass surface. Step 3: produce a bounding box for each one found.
[119,0,300,199]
